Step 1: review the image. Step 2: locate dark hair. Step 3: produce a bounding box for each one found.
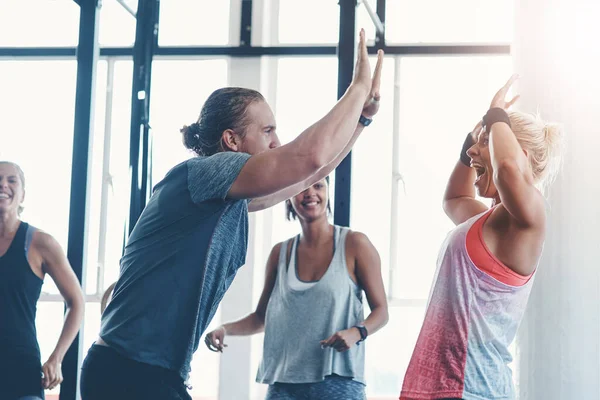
[0,161,25,215]
[181,87,265,156]
[285,176,332,221]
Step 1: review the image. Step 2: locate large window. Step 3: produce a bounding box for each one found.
[82,59,108,296]
[95,60,134,290]
[278,1,340,45]
[0,0,79,47]
[99,0,137,47]
[159,1,231,46]
[277,0,377,45]
[81,59,134,361]
[386,0,514,44]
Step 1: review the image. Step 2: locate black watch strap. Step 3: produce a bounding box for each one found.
[354,325,368,344]
[359,115,372,127]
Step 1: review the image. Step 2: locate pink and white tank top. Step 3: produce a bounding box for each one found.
[400,210,539,400]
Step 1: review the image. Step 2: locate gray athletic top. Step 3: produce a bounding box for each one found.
[256,225,366,385]
[100,152,251,381]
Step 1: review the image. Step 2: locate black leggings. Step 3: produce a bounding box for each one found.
[80,344,191,400]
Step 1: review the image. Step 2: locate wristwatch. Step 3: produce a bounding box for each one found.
[358,115,372,127]
[354,325,368,344]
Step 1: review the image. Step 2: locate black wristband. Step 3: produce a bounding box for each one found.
[482,107,511,134]
[460,132,475,167]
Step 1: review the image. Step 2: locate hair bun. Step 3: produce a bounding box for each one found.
[181,122,202,151]
[543,122,563,142]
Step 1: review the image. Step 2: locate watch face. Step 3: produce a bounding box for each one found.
[360,116,372,126]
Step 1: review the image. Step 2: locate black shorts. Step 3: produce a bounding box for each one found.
[80,344,191,400]
[0,354,44,400]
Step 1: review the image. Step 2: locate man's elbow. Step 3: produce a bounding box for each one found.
[308,150,329,174]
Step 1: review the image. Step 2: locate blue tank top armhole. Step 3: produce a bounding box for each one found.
[24,224,36,257]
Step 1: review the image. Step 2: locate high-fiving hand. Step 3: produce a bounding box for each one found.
[490,74,520,110]
[362,49,384,119]
[351,29,373,93]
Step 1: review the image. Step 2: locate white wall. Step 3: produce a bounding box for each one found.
[514,0,600,398]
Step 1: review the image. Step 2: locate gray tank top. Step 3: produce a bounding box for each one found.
[256,225,366,385]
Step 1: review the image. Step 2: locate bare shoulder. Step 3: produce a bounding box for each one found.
[345,229,379,262]
[344,230,381,279]
[267,241,285,270]
[30,230,69,276]
[31,229,62,253]
[345,229,374,249]
[271,241,283,254]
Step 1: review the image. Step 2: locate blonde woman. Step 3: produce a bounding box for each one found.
[401,76,563,400]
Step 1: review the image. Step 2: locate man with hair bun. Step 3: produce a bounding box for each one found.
[80,29,384,400]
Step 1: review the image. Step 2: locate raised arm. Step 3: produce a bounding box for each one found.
[442,121,489,225]
[249,49,384,212]
[488,75,545,228]
[35,232,85,390]
[228,30,373,201]
[204,243,281,352]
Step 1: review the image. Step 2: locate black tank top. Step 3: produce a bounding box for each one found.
[0,221,43,360]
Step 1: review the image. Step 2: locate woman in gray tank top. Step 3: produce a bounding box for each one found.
[205,176,389,400]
